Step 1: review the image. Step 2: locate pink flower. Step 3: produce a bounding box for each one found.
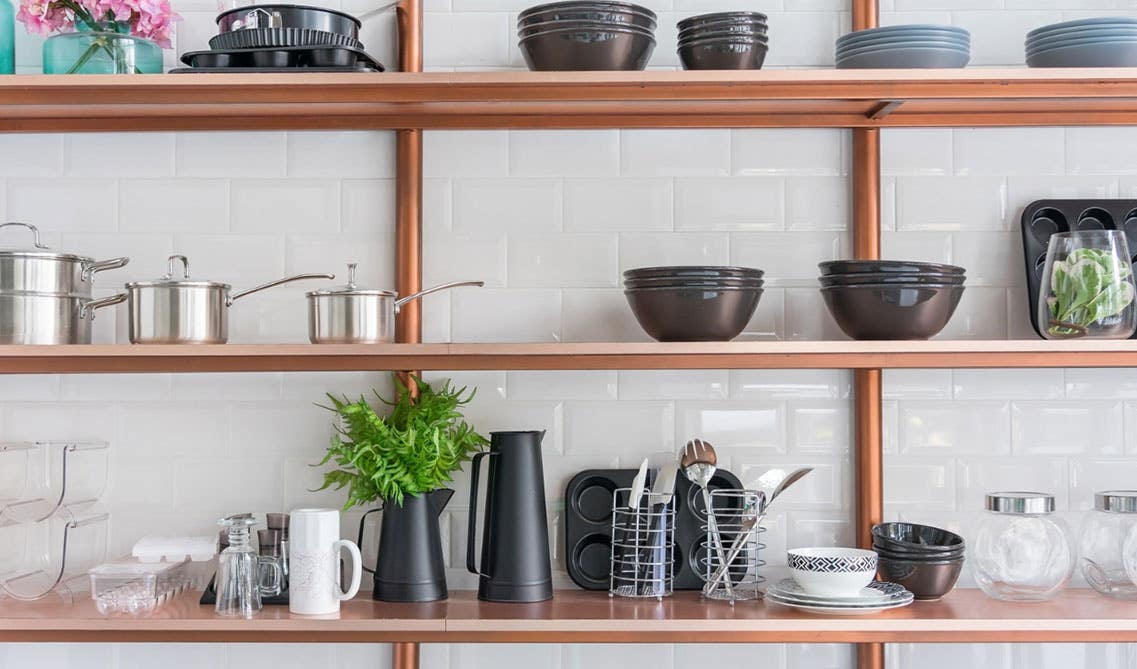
[17,0,74,34]
[17,0,180,48]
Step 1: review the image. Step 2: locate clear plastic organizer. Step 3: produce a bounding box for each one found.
[89,558,192,616]
[0,505,109,603]
[0,441,109,523]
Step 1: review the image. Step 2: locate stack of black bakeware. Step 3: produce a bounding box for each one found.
[818,260,966,340]
[565,467,743,590]
[176,4,384,72]
[517,0,656,71]
[872,522,965,601]
[677,11,767,70]
[623,265,764,342]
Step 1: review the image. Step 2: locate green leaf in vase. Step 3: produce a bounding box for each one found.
[1088,281,1135,323]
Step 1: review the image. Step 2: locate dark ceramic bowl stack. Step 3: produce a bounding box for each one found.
[518,1,657,71]
[623,265,763,342]
[818,260,966,340]
[677,11,768,70]
[872,522,965,601]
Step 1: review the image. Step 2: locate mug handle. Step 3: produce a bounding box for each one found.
[257,555,284,597]
[336,539,362,601]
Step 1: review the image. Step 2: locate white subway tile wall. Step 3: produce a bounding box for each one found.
[8,2,1137,668]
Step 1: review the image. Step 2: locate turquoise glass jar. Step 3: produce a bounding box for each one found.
[43,22,162,74]
[0,0,14,74]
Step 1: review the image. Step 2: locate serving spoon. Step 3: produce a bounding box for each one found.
[681,438,733,600]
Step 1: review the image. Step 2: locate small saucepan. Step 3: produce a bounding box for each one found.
[126,255,335,344]
[307,263,483,344]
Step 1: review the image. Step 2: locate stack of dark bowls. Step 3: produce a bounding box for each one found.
[818,260,966,340]
[624,265,764,342]
[518,0,657,71]
[873,522,965,601]
[677,11,767,70]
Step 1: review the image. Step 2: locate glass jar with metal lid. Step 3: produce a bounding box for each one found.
[973,492,1073,601]
[1080,491,1137,599]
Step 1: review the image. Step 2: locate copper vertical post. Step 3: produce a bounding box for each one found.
[393,0,424,665]
[851,0,883,667]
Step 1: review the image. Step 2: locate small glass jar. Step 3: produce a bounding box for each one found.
[973,492,1073,601]
[1081,491,1137,599]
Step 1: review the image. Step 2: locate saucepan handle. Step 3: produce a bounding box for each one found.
[228,273,336,305]
[395,281,484,311]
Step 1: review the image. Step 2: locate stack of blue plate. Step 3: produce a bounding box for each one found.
[1026,17,1137,67]
[835,24,970,69]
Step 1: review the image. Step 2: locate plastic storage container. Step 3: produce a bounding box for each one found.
[973,492,1073,601]
[89,559,192,615]
[1,506,109,602]
[1080,491,1137,599]
[1,441,109,523]
[0,0,14,74]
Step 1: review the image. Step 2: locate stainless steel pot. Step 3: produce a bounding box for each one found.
[0,222,129,295]
[307,263,483,344]
[0,292,126,344]
[126,255,335,345]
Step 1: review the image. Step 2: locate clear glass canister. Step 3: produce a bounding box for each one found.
[973,492,1074,601]
[1082,491,1137,599]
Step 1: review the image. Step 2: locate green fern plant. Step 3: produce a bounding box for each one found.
[314,375,488,509]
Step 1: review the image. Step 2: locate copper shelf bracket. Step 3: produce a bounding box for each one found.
[867,100,904,120]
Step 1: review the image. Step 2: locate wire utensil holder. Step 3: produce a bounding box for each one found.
[609,487,675,600]
[702,488,765,604]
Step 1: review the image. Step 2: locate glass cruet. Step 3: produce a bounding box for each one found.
[215,513,281,618]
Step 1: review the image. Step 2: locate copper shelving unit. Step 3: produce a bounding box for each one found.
[1,0,1137,666]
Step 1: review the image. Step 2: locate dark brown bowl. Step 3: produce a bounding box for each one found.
[876,554,964,601]
[677,11,767,31]
[625,276,765,289]
[520,25,655,70]
[873,543,965,561]
[678,23,768,41]
[872,522,965,551]
[624,286,762,342]
[519,18,655,38]
[519,2,656,30]
[679,38,768,70]
[819,259,966,275]
[819,273,966,287]
[624,265,764,279]
[519,11,656,32]
[821,283,964,340]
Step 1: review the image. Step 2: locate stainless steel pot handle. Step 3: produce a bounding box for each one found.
[79,293,128,320]
[164,255,190,280]
[0,222,49,249]
[82,257,130,282]
[228,273,336,305]
[394,280,485,311]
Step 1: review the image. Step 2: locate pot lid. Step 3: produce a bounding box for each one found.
[1095,491,1137,513]
[125,255,231,290]
[306,263,396,297]
[0,222,93,262]
[985,491,1055,515]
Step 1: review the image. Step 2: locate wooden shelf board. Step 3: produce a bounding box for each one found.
[3,590,1136,643]
[5,69,1137,131]
[0,340,1136,373]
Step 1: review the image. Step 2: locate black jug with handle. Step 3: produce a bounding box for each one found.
[467,430,553,602]
[359,488,454,602]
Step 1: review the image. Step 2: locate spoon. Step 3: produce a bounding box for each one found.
[757,467,814,513]
[680,438,734,600]
[703,490,765,600]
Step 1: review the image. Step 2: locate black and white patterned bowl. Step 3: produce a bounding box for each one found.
[787,547,878,597]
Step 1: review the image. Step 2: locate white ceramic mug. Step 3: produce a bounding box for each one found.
[288,508,362,615]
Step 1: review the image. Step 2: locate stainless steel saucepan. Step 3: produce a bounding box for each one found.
[0,222,129,295]
[307,263,483,344]
[0,292,127,344]
[126,255,335,344]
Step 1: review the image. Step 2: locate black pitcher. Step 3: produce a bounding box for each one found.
[467,430,553,602]
[359,488,453,602]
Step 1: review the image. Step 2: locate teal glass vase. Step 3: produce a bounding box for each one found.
[43,22,162,74]
[0,0,14,74]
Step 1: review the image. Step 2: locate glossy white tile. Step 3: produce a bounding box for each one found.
[676,401,786,453]
[788,401,851,455]
[510,130,620,177]
[508,233,618,288]
[952,369,1065,400]
[618,370,729,400]
[956,457,1069,511]
[1011,401,1124,456]
[564,178,673,232]
[899,401,1011,455]
[674,178,784,232]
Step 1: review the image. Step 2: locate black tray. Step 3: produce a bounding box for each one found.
[564,467,742,591]
[199,573,289,606]
[180,45,384,71]
[170,66,380,73]
[1019,199,1137,338]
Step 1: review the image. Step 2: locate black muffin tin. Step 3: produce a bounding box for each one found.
[179,45,384,71]
[564,467,742,591]
[1020,199,1137,338]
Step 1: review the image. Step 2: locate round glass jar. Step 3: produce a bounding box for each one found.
[973,492,1073,601]
[1081,491,1137,598]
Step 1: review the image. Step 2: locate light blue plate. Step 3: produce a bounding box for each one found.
[1027,31,1137,53]
[1026,24,1137,45]
[1027,35,1137,57]
[838,34,970,54]
[837,46,970,69]
[1027,16,1137,40]
[839,40,970,59]
[837,23,968,42]
[1027,40,1137,67]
